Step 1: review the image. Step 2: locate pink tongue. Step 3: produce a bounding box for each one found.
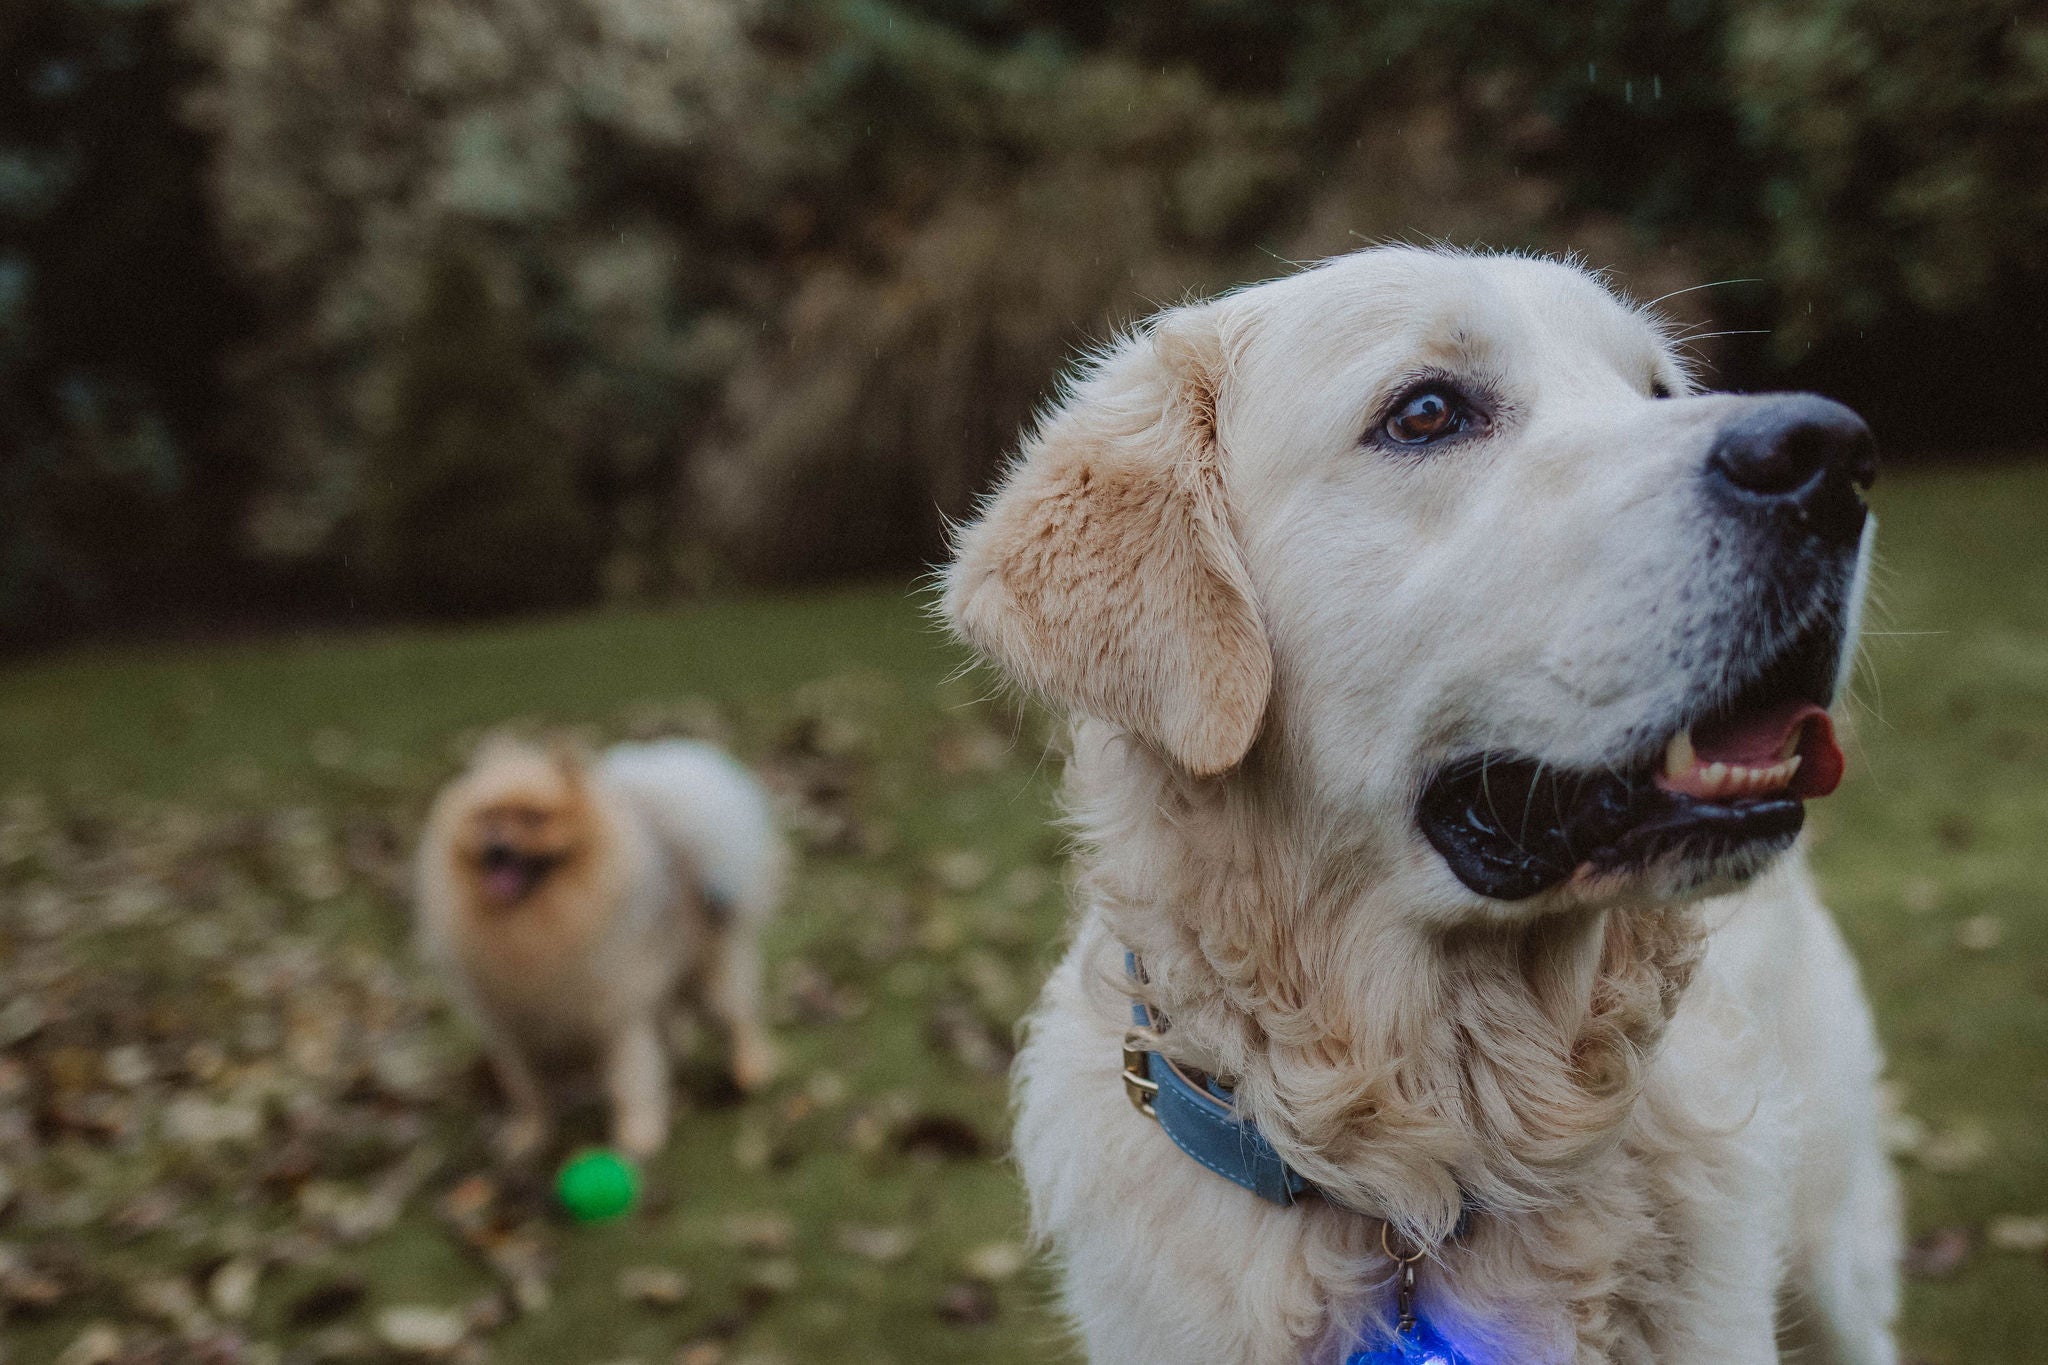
[1694,701,1844,798]
[483,866,529,903]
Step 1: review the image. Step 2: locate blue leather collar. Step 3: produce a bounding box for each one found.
[1120,952,1312,1206]
[1121,952,1481,1364]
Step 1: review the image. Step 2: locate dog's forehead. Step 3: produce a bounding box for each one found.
[463,752,571,809]
[1232,248,1666,382]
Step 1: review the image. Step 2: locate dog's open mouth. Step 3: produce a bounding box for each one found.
[477,848,563,905]
[1419,622,1849,900]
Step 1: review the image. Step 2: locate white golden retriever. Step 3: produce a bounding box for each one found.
[942,247,1899,1364]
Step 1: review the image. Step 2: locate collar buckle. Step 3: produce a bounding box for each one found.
[1120,1033,1160,1118]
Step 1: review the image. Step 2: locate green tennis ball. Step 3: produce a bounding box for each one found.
[555,1148,639,1223]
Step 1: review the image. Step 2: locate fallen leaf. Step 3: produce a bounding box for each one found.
[162,1092,264,1148]
[463,1291,511,1334]
[744,1258,798,1297]
[0,997,43,1048]
[374,1305,468,1356]
[1918,1122,1992,1173]
[0,1244,70,1310]
[961,1241,1027,1283]
[130,1274,211,1336]
[722,1212,795,1254]
[1902,1226,1974,1280]
[934,1280,997,1326]
[1955,915,2004,952]
[835,1224,914,1264]
[927,849,992,894]
[618,1265,689,1307]
[1879,1110,1928,1158]
[439,1174,498,1233]
[53,1323,124,1365]
[109,1189,182,1237]
[933,725,1009,777]
[102,1043,154,1089]
[1986,1214,2048,1253]
[209,1258,262,1320]
[927,1001,1009,1076]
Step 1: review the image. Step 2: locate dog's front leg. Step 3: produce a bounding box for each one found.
[604,1016,672,1158]
[485,1034,551,1163]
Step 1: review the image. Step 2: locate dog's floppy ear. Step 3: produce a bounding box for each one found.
[942,304,1271,777]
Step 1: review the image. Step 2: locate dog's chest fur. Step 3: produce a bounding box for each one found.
[1013,737,1811,1364]
[1019,914,1799,1364]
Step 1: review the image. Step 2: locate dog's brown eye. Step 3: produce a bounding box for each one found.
[1385,387,1467,444]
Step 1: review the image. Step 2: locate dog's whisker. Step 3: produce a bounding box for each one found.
[1669,328,1772,344]
[1642,278,1763,310]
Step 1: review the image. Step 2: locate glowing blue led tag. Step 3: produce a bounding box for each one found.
[1343,1316,1471,1365]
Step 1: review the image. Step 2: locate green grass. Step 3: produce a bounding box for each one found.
[1809,463,2048,1361]
[0,463,2043,1363]
[0,588,1077,1365]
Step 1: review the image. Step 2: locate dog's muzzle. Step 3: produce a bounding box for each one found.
[1418,394,1874,901]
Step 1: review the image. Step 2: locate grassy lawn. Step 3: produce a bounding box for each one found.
[0,462,2042,1363]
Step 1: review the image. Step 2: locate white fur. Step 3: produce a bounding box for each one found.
[600,740,787,925]
[945,247,1901,1364]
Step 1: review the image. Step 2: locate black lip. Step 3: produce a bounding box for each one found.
[1418,619,1840,901]
[1419,756,1804,901]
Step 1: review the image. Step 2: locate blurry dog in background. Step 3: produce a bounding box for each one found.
[416,737,786,1160]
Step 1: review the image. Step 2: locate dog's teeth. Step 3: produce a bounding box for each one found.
[1664,729,1698,780]
[1780,727,1803,760]
[1729,762,1805,795]
[1665,740,1811,798]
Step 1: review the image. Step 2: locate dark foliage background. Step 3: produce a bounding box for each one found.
[4,0,2043,644]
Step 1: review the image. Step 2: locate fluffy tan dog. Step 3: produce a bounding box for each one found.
[416,737,784,1159]
[943,247,1899,1363]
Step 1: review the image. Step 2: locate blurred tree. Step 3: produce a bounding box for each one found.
[179,0,774,596]
[362,238,597,615]
[1731,0,2048,350]
[792,0,2048,443]
[1720,0,2048,441]
[3,0,2035,643]
[0,0,254,646]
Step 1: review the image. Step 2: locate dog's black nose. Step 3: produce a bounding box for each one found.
[1707,395,1875,543]
[481,842,517,869]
